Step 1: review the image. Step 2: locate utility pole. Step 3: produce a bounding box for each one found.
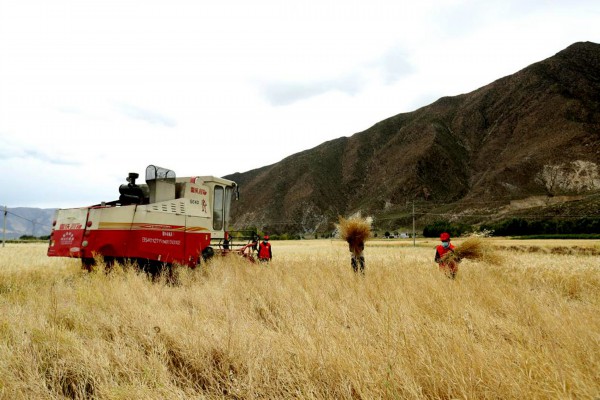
[2,206,6,248]
[412,201,416,247]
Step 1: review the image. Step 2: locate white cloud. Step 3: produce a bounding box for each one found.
[0,0,599,208]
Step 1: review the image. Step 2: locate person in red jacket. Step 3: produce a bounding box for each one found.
[257,235,272,262]
[435,232,459,279]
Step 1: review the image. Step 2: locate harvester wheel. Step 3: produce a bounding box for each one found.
[104,257,116,269]
[202,246,215,261]
[81,258,95,271]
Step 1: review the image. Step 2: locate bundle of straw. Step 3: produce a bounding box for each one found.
[441,236,501,265]
[337,216,371,254]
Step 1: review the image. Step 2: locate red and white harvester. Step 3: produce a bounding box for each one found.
[48,165,258,270]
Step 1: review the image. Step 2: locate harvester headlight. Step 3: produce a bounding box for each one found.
[82,240,88,247]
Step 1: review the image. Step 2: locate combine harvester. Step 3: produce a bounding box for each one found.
[48,165,258,271]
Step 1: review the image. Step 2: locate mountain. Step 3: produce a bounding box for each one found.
[225,41,600,234]
[1,208,56,239]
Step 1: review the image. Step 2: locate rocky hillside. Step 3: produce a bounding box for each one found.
[226,42,600,234]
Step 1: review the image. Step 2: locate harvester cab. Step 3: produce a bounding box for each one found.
[48,164,242,270]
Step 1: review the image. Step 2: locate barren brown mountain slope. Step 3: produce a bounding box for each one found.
[226,42,600,234]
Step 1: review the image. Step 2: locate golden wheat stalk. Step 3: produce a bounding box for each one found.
[442,237,501,264]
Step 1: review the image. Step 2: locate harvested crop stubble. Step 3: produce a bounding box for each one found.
[442,236,501,264]
[337,216,371,251]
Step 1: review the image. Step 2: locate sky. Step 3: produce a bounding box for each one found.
[1,0,599,209]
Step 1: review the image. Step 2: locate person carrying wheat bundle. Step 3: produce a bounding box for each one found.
[338,217,370,274]
[435,232,499,279]
[435,232,460,279]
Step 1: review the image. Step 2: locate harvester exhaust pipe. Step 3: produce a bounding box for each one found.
[119,172,144,205]
[126,172,139,185]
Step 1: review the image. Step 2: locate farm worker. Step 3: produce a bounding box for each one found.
[348,238,365,274]
[252,232,260,251]
[435,232,458,279]
[223,231,230,250]
[258,235,272,262]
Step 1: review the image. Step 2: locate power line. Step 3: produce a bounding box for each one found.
[4,210,53,229]
[1,207,53,240]
[387,192,600,211]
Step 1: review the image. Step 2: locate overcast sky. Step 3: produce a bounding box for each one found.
[1,0,599,208]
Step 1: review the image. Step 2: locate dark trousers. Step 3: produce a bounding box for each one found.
[351,255,365,273]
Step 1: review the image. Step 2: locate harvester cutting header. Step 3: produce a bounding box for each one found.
[48,165,254,270]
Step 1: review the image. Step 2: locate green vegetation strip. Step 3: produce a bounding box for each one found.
[513,234,600,240]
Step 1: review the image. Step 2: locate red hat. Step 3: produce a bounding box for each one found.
[440,232,450,241]
[263,235,269,240]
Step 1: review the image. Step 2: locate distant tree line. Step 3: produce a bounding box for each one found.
[19,235,50,240]
[2,235,51,242]
[480,218,600,236]
[234,218,600,240]
[422,218,600,237]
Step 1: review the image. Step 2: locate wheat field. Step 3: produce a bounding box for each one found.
[0,240,599,399]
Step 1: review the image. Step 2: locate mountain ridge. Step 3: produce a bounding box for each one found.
[7,43,600,237]
[225,41,600,234]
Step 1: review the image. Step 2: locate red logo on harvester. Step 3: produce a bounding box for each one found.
[191,187,207,195]
[59,223,82,230]
[60,232,75,246]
